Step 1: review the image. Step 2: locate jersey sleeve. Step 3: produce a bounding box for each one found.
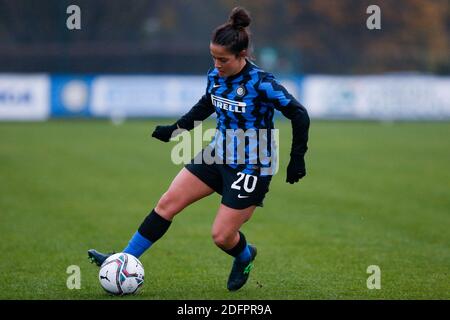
[176,71,215,131]
[258,74,310,158]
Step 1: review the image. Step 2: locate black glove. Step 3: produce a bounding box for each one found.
[151,123,178,142]
[286,156,306,184]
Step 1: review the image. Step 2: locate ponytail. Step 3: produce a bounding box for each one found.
[212,7,251,56]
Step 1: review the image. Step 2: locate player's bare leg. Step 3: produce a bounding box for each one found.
[155,167,215,220]
[211,204,255,250]
[211,204,258,291]
[89,168,214,266]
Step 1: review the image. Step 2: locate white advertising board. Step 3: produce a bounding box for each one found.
[0,75,50,120]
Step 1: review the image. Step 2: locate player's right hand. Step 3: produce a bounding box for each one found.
[151,123,178,142]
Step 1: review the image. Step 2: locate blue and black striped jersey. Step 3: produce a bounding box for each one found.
[177,60,309,176]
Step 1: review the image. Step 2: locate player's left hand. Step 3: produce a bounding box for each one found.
[286,156,306,184]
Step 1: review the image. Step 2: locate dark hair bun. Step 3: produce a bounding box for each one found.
[229,7,251,29]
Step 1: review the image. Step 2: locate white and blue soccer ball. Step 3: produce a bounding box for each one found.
[98,253,145,295]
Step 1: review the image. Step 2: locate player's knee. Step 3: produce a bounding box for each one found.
[211,230,234,249]
[155,191,183,219]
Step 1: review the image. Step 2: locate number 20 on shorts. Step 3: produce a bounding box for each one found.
[231,172,258,193]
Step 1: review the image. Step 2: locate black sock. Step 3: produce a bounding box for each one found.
[137,209,172,243]
[221,231,248,258]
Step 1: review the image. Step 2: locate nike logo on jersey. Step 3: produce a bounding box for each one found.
[238,194,250,199]
[213,84,221,88]
[211,95,246,113]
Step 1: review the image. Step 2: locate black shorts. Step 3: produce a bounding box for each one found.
[185,161,272,210]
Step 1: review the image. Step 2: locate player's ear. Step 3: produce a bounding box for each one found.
[238,50,247,58]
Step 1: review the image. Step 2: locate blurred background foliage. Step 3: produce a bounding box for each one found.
[0,0,448,74]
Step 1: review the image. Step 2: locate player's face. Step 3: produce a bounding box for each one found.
[210,43,246,78]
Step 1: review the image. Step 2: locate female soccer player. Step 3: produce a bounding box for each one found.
[89,7,310,292]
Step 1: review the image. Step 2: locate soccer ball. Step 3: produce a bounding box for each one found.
[98,252,145,295]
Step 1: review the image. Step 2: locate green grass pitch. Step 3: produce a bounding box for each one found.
[0,119,449,299]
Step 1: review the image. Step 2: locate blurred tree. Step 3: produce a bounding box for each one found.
[0,0,447,74]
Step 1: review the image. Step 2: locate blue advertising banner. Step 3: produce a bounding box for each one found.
[51,75,93,118]
[0,73,448,121]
